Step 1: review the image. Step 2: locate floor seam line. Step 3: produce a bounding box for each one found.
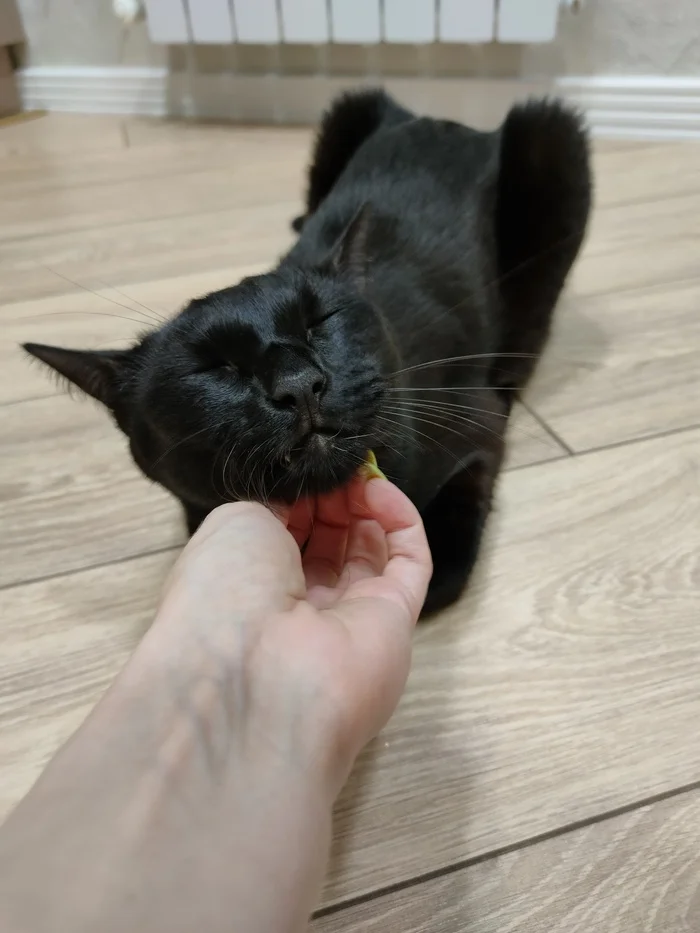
[566,421,700,459]
[313,776,700,920]
[0,543,183,593]
[0,392,66,409]
[508,420,700,473]
[520,400,575,456]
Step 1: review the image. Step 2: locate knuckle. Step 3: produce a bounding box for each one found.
[204,500,268,528]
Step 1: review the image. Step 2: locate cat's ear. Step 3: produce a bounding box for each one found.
[496,99,591,288]
[23,343,129,408]
[331,203,372,289]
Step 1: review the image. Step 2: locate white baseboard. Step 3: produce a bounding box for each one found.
[18,66,700,140]
[557,76,700,140]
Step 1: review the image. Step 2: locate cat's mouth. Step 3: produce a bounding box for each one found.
[281,428,339,466]
[256,426,371,504]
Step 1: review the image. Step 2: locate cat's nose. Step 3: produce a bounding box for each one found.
[271,370,326,418]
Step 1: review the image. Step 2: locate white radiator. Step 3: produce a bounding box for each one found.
[143,1,563,46]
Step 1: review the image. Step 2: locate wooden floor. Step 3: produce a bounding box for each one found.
[1,114,700,931]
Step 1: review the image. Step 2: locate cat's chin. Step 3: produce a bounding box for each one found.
[273,464,360,504]
[262,436,367,504]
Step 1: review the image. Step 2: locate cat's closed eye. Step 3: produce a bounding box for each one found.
[193,359,237,375]
[306,309,340,339]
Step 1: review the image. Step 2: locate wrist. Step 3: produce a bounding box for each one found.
[119,627,339,932]
[129,606,349,803]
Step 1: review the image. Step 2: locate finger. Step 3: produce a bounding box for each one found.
[337,517,388,590]
[163,501,307,613]
[286,497,316,549]
[323,595,414,744]
[192,500,284,543]
[304,516,387,608]
[302,486,351,588]
[347,478,432,622]
[268,502,291,527]
[253,498,312,551]
[304,582,339,611]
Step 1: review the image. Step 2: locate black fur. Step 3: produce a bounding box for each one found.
[291,90,412,233]
[24,90,591,617]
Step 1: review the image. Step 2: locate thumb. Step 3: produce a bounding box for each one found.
[326,594,414,743]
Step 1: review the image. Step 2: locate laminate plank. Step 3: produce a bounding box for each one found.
[0,113,126,159]
[0,154,306,241]
[0,201,297,305]
[503,405,565,469]
[587,191,700,255]
[0,129,310,198]
[593,140,700,208]
[315,428,700,904]
[0,395,182,588]
[123,117,311,151]
[570,234,700,299]
[592,139,662,154]
[528,277,700,451]
[0,551,176,815]
[314,791,700,932]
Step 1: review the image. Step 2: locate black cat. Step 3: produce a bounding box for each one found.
[25,89,591,616]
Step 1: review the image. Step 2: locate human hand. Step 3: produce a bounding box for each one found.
[148,476,432,789]
[0,478,430,933]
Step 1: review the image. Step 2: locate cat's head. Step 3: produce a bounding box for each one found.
[24,210,397,509]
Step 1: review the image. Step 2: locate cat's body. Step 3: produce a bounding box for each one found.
[25,90,591,615]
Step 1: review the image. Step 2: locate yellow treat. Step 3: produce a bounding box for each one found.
[361,449,387,481]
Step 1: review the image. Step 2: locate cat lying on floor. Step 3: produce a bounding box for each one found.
[25,89,591,616]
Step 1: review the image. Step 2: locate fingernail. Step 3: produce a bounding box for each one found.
[360,449,387,481]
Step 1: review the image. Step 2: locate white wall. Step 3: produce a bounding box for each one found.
[17,0,166,68]
[15,0,700,77]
